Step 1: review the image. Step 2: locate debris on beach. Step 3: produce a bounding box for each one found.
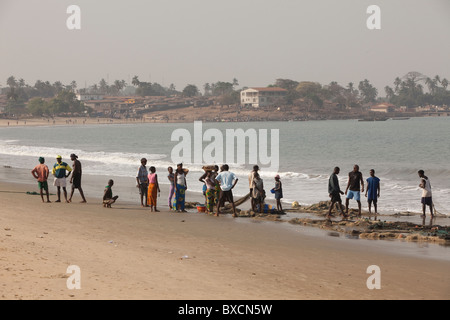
[288,217,450,243]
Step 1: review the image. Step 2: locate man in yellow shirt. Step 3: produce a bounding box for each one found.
[52,155,72,203]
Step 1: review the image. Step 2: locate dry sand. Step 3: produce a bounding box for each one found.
[0,180,449,300]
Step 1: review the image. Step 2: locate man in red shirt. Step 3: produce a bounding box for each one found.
[31,157,51,203]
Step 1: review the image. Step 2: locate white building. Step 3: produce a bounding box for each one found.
[369,103,395,113]
[241,87,287,108]
[76,93,104,101]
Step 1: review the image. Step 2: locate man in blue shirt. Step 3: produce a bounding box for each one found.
[215,164,239,217]
[365,169,381,220]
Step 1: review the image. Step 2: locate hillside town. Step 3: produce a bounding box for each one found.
[1,73,449,123]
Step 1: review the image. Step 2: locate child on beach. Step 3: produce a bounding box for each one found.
[103,179,119,208]
[147,166,161,212]
[273,174,283,212]
[31,157,51,203]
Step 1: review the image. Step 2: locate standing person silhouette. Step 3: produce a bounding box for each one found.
[52,155,72,203]
[345,165,364,218]
[69,154,87,203]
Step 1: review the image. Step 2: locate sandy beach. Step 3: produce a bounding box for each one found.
[0,178,449,300]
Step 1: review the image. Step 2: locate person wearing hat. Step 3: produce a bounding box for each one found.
[52,155,72,203]
[31,157,51,203]
[69,153,87,203]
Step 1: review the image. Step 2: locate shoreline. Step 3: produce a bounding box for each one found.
[0,114,442,128]
[3,173,450,247]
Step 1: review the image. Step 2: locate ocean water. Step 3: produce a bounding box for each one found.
[0,117,449,214]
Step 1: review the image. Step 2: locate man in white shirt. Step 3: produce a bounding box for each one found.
[215,164,239,217]
[418,170,434,219]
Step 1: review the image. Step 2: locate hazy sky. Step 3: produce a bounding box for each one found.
[1,0,449,93]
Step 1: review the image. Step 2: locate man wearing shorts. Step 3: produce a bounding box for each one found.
[365,169,380,220]
[345,164,364,218]
[52,155,72,203]
[418,170,434,219]
[31,157,51,203]
[215,164,239,217]
[69,154,87,203]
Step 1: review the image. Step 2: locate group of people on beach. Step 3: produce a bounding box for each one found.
[136,160,284,217]
[30,155,434,220]
[327,164,434,221]
[31,154,87,204]
[29,154,283,217]
[30,154,119,207]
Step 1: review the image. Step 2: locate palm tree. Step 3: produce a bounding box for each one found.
[384,86,395,100]
[70,80,77,92]
[347,82,354,93]
[434,75,441,86]
[203,83,211,96]
[99,79,108,94]
[131,76,140,87]
[425,77,437,94]
[6,76,17,88]
[441,78,448,90]
[18,78,25,88]
[394,77,402,93]
[6,87,18,101]
[232,78,239,88]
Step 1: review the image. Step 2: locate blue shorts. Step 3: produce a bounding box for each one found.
[346,190,361,201]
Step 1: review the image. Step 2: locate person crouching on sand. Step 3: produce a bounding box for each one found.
[31,157,51,203]
[103,179,119,208]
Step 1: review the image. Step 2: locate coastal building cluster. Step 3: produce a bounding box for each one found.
[1,87,449,121]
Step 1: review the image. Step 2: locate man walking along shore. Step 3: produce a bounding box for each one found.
[327,167,346,220]
[69,154,87,203]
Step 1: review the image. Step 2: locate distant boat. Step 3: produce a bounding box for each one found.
[391,117,410,120]
[358,117,389,122]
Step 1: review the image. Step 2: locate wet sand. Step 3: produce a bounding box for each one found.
[0,179,449,300]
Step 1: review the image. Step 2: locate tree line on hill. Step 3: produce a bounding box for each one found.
[1,71,449,117]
